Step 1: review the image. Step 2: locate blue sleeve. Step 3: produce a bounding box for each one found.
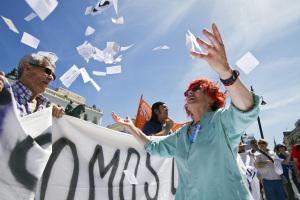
[144,127,184,157]
[143,122,157,136]
[219,93,260,148]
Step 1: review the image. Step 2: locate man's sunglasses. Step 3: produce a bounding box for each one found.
[184,85,201,97]
[30,63,56,80]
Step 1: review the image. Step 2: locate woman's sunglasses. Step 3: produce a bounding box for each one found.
[184,85,201,97]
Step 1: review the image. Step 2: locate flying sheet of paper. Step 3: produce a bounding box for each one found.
[85,6,93,15]
[123,170,138,185]
[114,55,122,63]
[1,16,19,34]
[93,47,105,62]
[37,51,58,64]
[186,30,202,53]
[111,16,124,24]
[112,0,119,15]
[152,45,170,51]
[86,0,112,16]
[24,12,37,21]
[21,32,40,49]
[103,54,114,64]
[59,65,81,88]
[105,41,121,56]
[106,65,121,74]
[25,0,58,21]
[90,78,101,91]
[85,26,95,36]
[76,41,95,63]
[93,71,107,76]
[235,52,259,74]
[120,44,134,51]
[80,67,91,83]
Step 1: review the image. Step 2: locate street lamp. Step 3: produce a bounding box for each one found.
[250,86,267,139]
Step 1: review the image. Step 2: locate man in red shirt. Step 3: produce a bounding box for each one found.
[291,144,300,183]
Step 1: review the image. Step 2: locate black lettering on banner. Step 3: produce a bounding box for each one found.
[144,153,159,200]
[88,145,120,200]
[119,148,140,200]
[171,158,177,195]
[39,137,79,200]
[8,133,52,191]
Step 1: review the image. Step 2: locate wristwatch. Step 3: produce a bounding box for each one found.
[220,70,240,86]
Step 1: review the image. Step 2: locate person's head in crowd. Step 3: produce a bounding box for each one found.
[238,142,246,153]
[17,53,56,97]
[274,144,287,155]
[257,139,268,151]
[150,101,169,123]
[250,139,258,151]
[184,79,226,120]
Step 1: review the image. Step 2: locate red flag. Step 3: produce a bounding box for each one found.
[135,95,152,130]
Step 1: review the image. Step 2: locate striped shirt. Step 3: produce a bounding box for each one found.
[10,81,48,117]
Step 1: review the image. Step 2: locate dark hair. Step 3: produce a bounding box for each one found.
[149,101,165,122]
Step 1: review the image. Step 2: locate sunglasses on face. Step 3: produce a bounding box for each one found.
[31,63,56,80]
[184,85,201,97]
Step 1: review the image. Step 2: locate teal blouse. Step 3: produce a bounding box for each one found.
[144,94,260,200]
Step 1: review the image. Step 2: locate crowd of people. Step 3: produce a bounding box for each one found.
[239,139,300,200]
[1,23,300,200]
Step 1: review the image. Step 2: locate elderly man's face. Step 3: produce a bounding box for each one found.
[21,58,55,95]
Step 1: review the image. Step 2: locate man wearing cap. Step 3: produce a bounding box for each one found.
[0,53,64,118]
[255,139,286,200]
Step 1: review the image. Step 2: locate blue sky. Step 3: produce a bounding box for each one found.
[1,0,300,147]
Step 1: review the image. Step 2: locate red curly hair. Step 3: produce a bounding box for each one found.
[184,79,226,112]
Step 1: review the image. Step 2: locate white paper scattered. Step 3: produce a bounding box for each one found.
[24,12,38,22]
[120,44,134,51]
[111,16,124,24]
[59,65,81,88]
[90,78,101,91]
[37,51,58,64]
[114,55,122,63]
[105,41,121,56]
[186,30,202,53]
[84,6,93,15]
[123,170,138,185]
[80,67,91,83]
[85,26,95,36]
[152,45,170,51]
[112,0,119,15]
[93,47,105,62]
[76,41,95,63]
[93,71,107,76]
[25,0,58,21]
[85,0,112,16]
[106,65,121,74]
[236,52,259,74]
[21,32,40,49]
[1,16,19,34]
[77,41,127,64]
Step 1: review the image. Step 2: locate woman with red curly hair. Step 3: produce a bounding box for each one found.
[112,23,260,200]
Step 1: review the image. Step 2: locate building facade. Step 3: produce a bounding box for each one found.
[283,119,300,150]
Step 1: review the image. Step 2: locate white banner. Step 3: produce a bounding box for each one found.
[0,89,177,200]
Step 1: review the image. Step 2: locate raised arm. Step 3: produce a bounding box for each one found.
[111,112,150,146]
[191,23,254,111]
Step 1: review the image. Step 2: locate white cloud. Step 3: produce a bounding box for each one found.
[262,94,300,111]
[211,0,300,54]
